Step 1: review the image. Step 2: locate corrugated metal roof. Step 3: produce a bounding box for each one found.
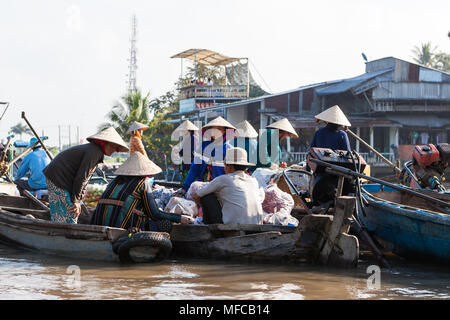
[316,68,393,96]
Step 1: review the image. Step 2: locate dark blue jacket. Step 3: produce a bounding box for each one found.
[311,126,351,151]
[182,140,232,191]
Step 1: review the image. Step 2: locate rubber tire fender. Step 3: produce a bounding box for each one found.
[114,232,172,264]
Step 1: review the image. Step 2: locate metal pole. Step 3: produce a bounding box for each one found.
[69,125,72,147]
[310,158,450,211]
[58,125,61,152]
[246,58,250,98]
[21,112,53,160]
[0,102,10,121]
[346,128,401,175]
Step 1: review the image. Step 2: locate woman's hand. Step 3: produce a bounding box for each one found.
[173,188,187,198]
[180,215,195,224]
[191,192,201,206]
[279,162,288,169]
[68,202,81,217]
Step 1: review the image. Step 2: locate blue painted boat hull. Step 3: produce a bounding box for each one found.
[361,184,450,264]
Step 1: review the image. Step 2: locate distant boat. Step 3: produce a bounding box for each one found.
[360,184,450,264]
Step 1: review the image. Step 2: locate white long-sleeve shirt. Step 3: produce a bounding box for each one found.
[196,171,264,224]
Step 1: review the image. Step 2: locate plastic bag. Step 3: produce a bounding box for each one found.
[83,183,107,208]
[164,197,199,217]
[151,185,175,209]
[261,184,297,226]
[252,168,277,188]
[186,181,208,200]
[262,211,298,226]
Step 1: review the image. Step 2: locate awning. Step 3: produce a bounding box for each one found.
[171,49,243,66]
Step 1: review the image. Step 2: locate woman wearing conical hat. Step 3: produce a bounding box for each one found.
[173,120,199,182]
[127,121,148,156]
[90,152,193,231]
[232,120,258,172]
[174,116,236,197]
[43,127,129,224]
[310,105,351,151]
[257,118,299,169]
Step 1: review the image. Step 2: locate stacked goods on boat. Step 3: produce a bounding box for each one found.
[83,183,107,208]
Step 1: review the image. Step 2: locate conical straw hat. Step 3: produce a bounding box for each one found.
[236,120,258,138]
[87,127,129,152]
[114,152,162,176]
[126,121,149,134]
[173,120,199,134]
[202,116,236,130]
[266,118,299,138]
[315,105,351,127]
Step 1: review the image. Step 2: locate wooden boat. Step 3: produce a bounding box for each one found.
[0,195,172,263]
[360,184,450,264]
[0,194,361,267]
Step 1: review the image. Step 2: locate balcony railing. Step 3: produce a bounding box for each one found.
[179,85,248,100]
[284,152,395,166]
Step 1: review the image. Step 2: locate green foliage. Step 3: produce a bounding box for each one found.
[48,146,60,157]
[141,99,178,168]
[249,83,269,98]
[411,42,450,72]
[184,63,226,85]
[434,52,450,72]
[9,122,31,139]
[412,42,437,67]
[98,90,152,138]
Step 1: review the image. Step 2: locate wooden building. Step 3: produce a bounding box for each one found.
[173,56,450,170]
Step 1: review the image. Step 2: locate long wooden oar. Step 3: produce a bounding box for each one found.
[346,128,402,175]
[3,172,50,211]
[21,111,91,215]
[310,158,450,212]
[21,112,54,160]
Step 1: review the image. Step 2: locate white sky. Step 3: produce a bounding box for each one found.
[0,0,449,147]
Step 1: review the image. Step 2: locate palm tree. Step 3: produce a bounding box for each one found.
[9,122,31,140]
[411,42,437,67]
[99,90,152,138]
[433,52,450,72]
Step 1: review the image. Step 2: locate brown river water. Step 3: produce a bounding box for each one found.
[0,242,448,300]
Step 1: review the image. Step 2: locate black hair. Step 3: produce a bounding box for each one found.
[230,164,248,171]
[326,122,340,132]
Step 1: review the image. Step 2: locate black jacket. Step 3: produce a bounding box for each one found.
[43,143,104,203]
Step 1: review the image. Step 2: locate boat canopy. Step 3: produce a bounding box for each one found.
[171,49,243,66]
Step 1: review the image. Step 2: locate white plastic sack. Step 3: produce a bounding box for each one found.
[261,184,297,226]
[252,168,277,188]
[164,196,199,217]
[186,181,208,200]
[151,185,175,209]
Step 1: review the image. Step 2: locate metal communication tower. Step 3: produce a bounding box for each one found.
[127,14,138,93]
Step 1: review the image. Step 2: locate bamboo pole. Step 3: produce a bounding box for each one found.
[21,112,54,160]
[310,158,450,212]
[346,128,402,175]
